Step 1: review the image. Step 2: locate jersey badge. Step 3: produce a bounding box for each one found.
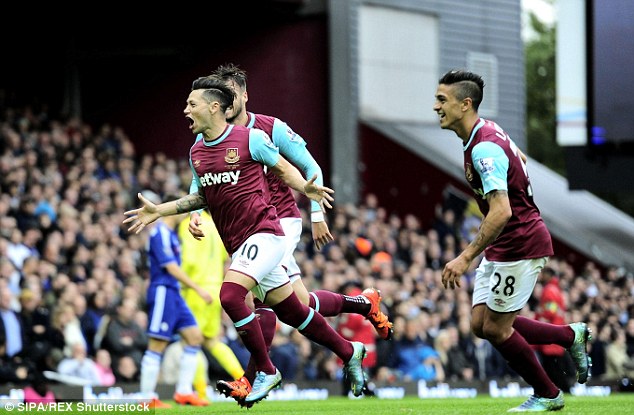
[194,159,201,168]
[225,148,240,164]
[465,163,474,182]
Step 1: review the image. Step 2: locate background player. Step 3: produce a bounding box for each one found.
[178,210,244,398]
[139,193,211,408]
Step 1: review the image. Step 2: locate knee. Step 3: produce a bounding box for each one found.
[480,323,507,344]
[219,282,246,309]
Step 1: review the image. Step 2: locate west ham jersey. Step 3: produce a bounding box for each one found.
[463,118,553,261]
[189,124,284,255]
[246,112,323,218]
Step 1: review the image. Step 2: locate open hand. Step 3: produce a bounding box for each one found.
[304,174,335,210]
[122,193,161,234]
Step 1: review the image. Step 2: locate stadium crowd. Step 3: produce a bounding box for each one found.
[1,103,634,395]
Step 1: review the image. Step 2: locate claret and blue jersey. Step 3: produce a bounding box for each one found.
[188,124,284,255]
[463,118,553,261]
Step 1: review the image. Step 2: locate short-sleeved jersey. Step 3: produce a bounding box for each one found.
[464,118,553,261]
[146,221,181,290]
[246,112,323,218]
[189,124,284,255]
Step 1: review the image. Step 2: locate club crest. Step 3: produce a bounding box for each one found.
[193,159,201,168]
[225,148,240,164]
[465,163,473,182]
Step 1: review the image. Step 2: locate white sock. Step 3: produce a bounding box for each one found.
[176,345,201,395]
[140,350,162,397]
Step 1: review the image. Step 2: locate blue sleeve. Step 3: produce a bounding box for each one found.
[189,143,204,215]
[272,119,323,213]
[249,129,280,167]
[471,141,509,195]
[150,224,178,268]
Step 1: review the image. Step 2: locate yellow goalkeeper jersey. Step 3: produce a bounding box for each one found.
[177,210,228,287]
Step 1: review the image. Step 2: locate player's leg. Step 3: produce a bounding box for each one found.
[181,286,211,398]
[475,258,564,412]
[262,272,367,399]
[174,321,209,406]
[281,218,392,339]
[140,337,169,398]
[241,298,276,385]
[219,233,286,404]
[196,285,245,381]
[513,316,592,383]
[141,285,173,408]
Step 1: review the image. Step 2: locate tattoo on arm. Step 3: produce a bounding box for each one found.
[469,190,509,256]
[175,193,207,213]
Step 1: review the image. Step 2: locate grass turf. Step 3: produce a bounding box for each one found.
[10,394,630,414]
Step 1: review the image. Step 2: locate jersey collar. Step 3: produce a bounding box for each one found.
[464,118,485,151]
[246,112,256,129]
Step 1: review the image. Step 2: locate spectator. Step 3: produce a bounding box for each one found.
[472,336,510,381]
[0,342,31,384]
[101,298,147,372]
[18,287,55,371]
[50,303,87,357]
[393,316,444,382]
[93,349,116,386]
[0,284,26,359]
[56,342,100,385]
[0,284,33,384]
[115,355,139,383]
[434,326,474,381]
[589,322,608,379]
[605,329,634,380]
[71,295,97,355]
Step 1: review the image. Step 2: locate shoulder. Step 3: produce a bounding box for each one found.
[472,140,505,159]
[253,113,277,125]
[249,128,275,147]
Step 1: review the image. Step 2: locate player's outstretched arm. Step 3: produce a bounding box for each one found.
[123,192,207,234]
[270,156,334,209]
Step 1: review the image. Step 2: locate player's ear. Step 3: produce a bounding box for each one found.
[462,97,473,112]
[209,101,220,114]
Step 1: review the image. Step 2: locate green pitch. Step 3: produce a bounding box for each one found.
[7,395,629,414]
[195,395,631,414]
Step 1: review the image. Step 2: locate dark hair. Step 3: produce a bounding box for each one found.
[211,63,247,90]
[191,76,235,112]
[438,69,485,111]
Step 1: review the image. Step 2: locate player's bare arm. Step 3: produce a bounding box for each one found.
[442,190,511,289]
[467,190,511,258]
[270,155,334,209]
[123,192,208,234]
[165,262,212,304]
